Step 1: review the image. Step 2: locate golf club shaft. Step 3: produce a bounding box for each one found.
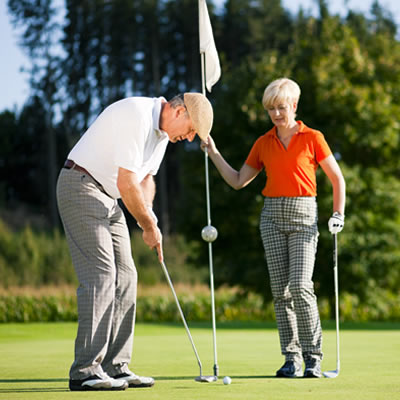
[204,149,212,226]
[159,260,203,375]
[333,233,340,372]
[208,241,219,377]
[204,150,219,376]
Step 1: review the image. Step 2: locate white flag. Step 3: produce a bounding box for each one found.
[199,0,221,92]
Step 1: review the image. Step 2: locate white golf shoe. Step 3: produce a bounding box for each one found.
[112,371,155,388]
[69,372,128,391]
[304,357,322,378]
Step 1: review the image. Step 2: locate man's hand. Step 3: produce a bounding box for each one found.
[142,225,163,263]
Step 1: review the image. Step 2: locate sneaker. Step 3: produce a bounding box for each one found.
[276,361,303,378]
[304,358,322,378]
[69,373,128,391]
[112,371,155,388]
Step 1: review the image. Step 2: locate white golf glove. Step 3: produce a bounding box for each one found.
[328,212,344,234]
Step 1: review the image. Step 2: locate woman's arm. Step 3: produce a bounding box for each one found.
[201,135,260,190]
[319,154,346,215]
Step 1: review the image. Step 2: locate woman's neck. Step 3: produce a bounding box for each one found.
[277,120,298,139]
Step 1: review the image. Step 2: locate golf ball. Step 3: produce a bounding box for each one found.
[201,225,218,242]
[223,376,232,385]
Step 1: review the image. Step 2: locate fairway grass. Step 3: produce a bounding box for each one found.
[0,321,399,400]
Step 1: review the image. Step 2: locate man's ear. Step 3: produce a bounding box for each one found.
[175,105,186,117]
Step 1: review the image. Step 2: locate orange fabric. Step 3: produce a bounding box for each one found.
[245,121,332,197]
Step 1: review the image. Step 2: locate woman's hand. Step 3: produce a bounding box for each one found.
[200,135,218,155]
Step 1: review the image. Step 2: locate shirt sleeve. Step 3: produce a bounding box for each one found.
[112,103,147,173]
[245,137,264,170]
[314,131,332,163]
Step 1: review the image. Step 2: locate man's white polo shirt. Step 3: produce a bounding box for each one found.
[68,97,169,199]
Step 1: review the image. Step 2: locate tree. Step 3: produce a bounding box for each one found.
[218,0,292,68]
[178,1,400,309]
[8,0,63,225]
[5,0,400,311]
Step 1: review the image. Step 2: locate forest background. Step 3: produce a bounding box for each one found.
[0,0,399,322]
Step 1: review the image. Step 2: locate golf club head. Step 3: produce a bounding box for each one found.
[323,369,339,378]
[195,375,218,383]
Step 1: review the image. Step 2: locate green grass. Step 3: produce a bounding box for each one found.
[0,322,399,400]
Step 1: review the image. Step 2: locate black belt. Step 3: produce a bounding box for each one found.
[64,159,92,176]
[63,160,108,195]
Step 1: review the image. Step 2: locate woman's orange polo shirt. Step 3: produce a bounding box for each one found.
[245,121,332,197]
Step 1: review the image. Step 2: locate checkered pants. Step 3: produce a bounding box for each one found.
[56,168,137,380]
[260,197,323,362]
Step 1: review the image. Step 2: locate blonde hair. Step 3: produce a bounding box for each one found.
[262,78,301,110]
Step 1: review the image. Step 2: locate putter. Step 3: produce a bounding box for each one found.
[159,258,217,383]
[323,233,340,378]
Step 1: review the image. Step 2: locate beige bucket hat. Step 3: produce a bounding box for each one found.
[183,93,213,141]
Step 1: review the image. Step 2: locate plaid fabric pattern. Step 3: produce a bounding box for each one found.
[260,197,323,362]
[56,168,137,380]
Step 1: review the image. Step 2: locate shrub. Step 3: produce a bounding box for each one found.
[0,218,207,288]
[1,288,399,323]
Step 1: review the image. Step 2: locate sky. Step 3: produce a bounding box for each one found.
[1,0,400,112]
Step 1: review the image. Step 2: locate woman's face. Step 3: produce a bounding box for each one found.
[267,100,297,128]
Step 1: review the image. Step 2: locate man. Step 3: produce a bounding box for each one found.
[56,93,213,391]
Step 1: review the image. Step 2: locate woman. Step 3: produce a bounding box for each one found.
[202,78,345,378]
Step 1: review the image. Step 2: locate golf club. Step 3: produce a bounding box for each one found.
[323,233,340,378]
[158,257,217,383]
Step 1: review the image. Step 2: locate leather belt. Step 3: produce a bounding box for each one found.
[63,159,107,196]
[64,159,91,175]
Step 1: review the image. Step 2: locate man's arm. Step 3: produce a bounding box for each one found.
[140,174,156,207]
[117,167,163,261]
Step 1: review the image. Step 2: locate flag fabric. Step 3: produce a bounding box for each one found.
[199,0,221,92]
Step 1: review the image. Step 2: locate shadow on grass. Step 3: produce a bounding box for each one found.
[0,379,67,383]
[146,321,278,330]
[321,321,400,330]
[144,321,400,330]
[0,379,68,393]
[154,375,274,381]
[0,375,274,392]
[0,388,68,393]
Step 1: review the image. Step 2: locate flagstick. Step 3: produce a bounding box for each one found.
[201,51,219,378]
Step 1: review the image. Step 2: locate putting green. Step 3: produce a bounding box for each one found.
[0,322,399,400]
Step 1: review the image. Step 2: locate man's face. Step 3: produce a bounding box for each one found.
[167,106,197,143]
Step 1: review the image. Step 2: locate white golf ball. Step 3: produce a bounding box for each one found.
[201,225,218,242]
[223,376,232,385]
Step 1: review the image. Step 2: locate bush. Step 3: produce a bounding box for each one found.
[1,288,399,323]
[0,287,276,323]
[0,217,399,323]
[0,218,208,288]
[0,220,76,287]
[0,294,77,322]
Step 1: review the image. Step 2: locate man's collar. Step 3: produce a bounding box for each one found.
[153,97,168,138]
